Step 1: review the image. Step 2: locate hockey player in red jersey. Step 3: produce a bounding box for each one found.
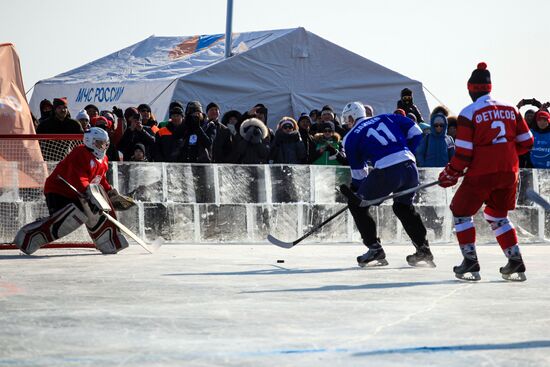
[438,62,534,281]
[14,127,131,255]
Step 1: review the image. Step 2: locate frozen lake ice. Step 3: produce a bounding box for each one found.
[1,243,549,366]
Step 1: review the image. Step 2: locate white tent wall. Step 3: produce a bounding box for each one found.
[170,28,430,126]
[30,80,177,121]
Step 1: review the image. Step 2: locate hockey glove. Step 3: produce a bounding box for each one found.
[438,164,463,188]
[339,184,362,207]
[108,188,136,211]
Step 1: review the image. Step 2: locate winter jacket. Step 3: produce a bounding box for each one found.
[153,123,185,162]
[270,129,306,164]
[118,126,156,161]
[529,125,550,168]
[174,116,217,163]
[397,99,424,122]
[211,120,233,163]
[415,114,455,167]
[298,128,316,164]
[36,115,83,134]
[229,118,270,164]
[311,132,347,165]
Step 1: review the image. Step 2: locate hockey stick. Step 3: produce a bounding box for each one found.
[267,180,440,249]
[58,175,162,254]
[526,188,550,211]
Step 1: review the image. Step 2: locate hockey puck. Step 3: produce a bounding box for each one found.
[277,259,285,263]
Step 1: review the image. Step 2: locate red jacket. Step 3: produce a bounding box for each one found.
[450,94,534,176]
[44,145,111,199]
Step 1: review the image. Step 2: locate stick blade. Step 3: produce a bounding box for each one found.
[526,189,550,211]
[148,237,165,252]
[267,234,294,249]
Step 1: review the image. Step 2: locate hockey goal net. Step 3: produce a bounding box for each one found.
[0,134,95,249]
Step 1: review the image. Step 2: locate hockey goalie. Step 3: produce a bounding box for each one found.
[14,127,136,255]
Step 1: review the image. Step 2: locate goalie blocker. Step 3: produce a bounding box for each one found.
[14,184,129,255]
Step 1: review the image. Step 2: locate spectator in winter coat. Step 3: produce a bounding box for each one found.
[447,116,457,140]
[269,117,306,164]
[221,109,243,137]
[75,109,90,130]
[242,104,274,144]
[319,105,346,137]
[415,114,455,167]
[397,88,424,122]
[138,103,159,134]
[38,99,53,123]
[153,107,185,162]
[229,118,270,164]
[84,104,100,120]
[207,102,233,163]
[528,111,550,168]
[174,102,216,163]
[118,107,155,161]
[311,121,346,165]
[297,113,316,164]
[36,98,83,134]
[130,143,148,162]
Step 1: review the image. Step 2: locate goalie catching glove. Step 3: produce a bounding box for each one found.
[107,188,136,211]
[438,164,463,188]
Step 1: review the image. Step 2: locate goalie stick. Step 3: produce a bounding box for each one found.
[267,180,440,249]
[58,175,163,254]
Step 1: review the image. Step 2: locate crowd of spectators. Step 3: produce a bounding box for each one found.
[32,90,550,169]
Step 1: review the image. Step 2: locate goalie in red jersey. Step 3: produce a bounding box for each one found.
[14,127,134,255]
[438,63,534,281]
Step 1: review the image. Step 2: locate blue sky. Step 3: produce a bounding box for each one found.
[2,0,547,115]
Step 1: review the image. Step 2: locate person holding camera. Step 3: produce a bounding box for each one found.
[118,107,155,161]
[229,117,270,164]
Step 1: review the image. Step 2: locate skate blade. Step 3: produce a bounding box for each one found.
[358,259,389,268]
[408,260,437,268]
[501,272,527,282]
[455,272,481,281]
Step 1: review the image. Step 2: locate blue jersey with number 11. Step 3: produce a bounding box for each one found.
[343,114,423,185]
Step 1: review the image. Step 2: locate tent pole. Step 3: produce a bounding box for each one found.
[225,0,234,58]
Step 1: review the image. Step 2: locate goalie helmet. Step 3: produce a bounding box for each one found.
[341,102,366,124]
[84,127,110,160]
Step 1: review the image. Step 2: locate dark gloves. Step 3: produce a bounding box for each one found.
[326,144,337,155]
[187,115,201,131]
[112,106,124,119]
[244,126,263,144]
[339,184,362,207]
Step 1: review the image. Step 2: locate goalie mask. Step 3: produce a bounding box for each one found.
[342,102,366,124]
[84,127,110,160]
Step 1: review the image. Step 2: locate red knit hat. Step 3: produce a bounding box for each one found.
[91,116,112,130]
[535,110,550,121]
[467,62,492,93]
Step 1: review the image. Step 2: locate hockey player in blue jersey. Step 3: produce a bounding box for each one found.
[340,102,435,268]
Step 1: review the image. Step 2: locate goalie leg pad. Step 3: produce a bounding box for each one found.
[86,214,129,254]
[14,203,87,255]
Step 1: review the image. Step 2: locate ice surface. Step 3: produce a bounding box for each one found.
[1,243,549,367]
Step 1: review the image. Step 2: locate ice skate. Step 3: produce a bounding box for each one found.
[453,257,481,281]
[357,247,388,268]
[406,243,436,268]
[500,257,526,282]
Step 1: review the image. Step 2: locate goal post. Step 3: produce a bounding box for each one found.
[0,134,95,249]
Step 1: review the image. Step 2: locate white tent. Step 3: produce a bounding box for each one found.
[30,27,430,127]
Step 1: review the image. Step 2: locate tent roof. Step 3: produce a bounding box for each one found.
[45,28,297,84]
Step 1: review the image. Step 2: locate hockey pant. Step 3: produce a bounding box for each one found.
[14,203,88,255]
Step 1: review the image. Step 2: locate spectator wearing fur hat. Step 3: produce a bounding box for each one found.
[221,110,243,137]
[173,102,216,163]
[229,117,270,164]
[36,98,83,134]
[297,113,316,164]
[415,113,455,167]
[153,107,186,162]
[311,121,346,165]
[397,88,424,122]
[527,111,550,168]
[207,102,233,163]
[319,104,346,137]
[75,109,90,130]
[118,107,155,161]
[39,99,53,123]
[431,105,450,118]
[138,103,159,134]
[446,116,458,140]
[242,104,274,144]
[269,117,306,164]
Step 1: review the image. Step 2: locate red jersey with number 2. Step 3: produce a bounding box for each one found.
[450,94,533,177]
[44,145,112,199]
